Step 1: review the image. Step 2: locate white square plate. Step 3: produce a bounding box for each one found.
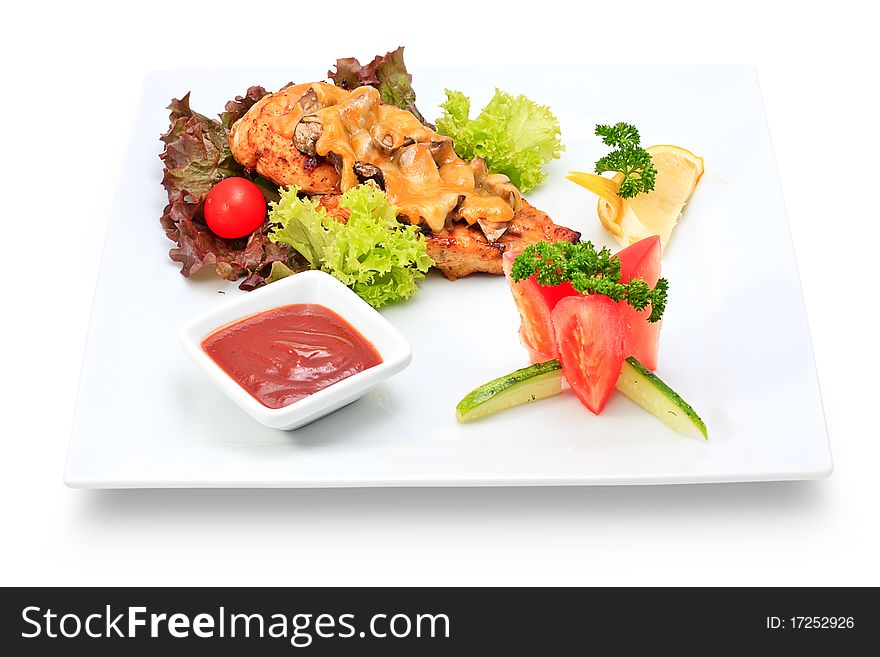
[65,66,831,487]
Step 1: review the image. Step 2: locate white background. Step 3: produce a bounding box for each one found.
[1,0,877,586]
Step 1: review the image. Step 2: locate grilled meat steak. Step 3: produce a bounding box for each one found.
[229,81,580,279]
[425,200,581,280]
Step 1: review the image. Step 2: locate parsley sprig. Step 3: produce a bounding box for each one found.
[595,122,657,199]
[510,241,668,322]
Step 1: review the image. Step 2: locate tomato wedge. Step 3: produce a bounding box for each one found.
[551,295,626,414]
[614,236,662,371]
[503,251,560,363]
[616,235,661,286]
[505,235,662,372]
[537,280,578,310]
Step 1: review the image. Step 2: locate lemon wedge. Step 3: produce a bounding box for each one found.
[567,145,704,251]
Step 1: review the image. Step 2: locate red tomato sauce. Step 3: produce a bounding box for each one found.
[201,304,382,409]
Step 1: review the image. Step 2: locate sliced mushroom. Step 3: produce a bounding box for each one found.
[477,218,510,243]
[370,123,414,154]
[469,157,488,187]
[297,88,322,114]
[293,116,322,156]
[353,161,385,190]
[429,139,457,166]
[326,152,343,172]
[482,173,522,213]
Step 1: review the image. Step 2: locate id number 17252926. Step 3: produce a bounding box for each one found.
[766,616,855,630]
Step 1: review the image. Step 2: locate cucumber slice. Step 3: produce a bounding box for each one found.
[456,360,563,422]
[456,356,708,439]
[616,357,708,439]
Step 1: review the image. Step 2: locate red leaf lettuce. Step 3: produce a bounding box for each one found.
[328,46,431,127]
[159,87,307,290]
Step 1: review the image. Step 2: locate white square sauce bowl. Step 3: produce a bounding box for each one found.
[180,271,413,430]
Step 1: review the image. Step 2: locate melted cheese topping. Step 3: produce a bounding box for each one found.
[256,82,349,140]
[309,86,516,232]
[231,82,519,233]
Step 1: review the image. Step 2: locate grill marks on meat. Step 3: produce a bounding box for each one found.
[426,200,580,279]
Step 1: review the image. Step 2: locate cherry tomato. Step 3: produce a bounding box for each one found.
[204,177,266,239]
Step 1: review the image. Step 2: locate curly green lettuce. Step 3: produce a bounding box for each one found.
[435,89,564,192]
[268,185,434,308]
